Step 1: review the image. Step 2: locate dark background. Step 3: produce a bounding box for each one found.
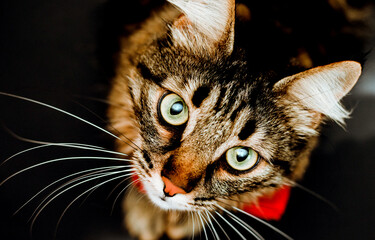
[0,0,374,239]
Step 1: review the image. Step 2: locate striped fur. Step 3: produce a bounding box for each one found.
[107,0,363,239]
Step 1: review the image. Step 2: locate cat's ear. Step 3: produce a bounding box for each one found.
[273,61,361,126]
[168,0,235,54]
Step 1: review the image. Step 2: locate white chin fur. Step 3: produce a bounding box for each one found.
[147,191,191,211]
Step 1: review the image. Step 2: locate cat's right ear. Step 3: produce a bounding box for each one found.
[168,0,235,55]
[273,61,361,127]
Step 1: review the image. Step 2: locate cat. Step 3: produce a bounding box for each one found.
[106,0,367,239]
[0,0,371,239]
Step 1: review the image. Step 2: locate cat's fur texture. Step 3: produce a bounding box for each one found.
[107,0,364,239]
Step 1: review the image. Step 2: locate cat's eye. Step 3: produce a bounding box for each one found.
[226,147,259,171]
[159,93,189,126]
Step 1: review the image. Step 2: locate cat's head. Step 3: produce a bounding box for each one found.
[111,0,361,211]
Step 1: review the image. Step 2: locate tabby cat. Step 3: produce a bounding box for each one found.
[105,0,368,239]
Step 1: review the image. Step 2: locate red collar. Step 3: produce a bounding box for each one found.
[241,185,291,221]
[132,174,290,221]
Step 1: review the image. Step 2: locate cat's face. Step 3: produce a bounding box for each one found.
[110,0,361,211]
[129,46,290,210]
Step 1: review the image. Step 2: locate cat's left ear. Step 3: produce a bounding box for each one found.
[168,0,235,55]
[273,61,361,126]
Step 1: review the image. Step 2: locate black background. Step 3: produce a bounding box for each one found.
[0,0,374,239]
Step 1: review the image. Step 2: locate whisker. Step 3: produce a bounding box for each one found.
[0,92,136,149]
[203,209,220,240]
[2,126,104,150]
[54,172,134,237]
[73,100,141,151]
[189,211,195,240]
[73,95,133,110]
[73,169,134,208]
[2,144,53,166]
[211,206,247,240]
[30,170,133,232]
[197,211,208,240]
[110,176,138,214]
[1,141,129,167]
[33,169,134,217]
[215,204,264,240]
[286,180,339,212]
[200,210,216,240]
[0,127,130,166]
[14,165,130,215]
[106,176,131,200]
[232,206,293,240]
[206,207,231,240]
[0,156,133,186]
[29,170,131,221]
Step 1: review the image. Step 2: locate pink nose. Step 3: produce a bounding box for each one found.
[162,176,186,197]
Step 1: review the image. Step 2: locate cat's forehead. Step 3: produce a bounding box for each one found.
[140,42,250,83]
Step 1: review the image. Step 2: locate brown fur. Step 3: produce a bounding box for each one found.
[107,0,362,239]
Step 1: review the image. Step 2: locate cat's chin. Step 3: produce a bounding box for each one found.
[147,192,191,211]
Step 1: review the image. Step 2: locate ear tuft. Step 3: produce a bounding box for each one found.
[274,61,361,126]
[168,0,235,54]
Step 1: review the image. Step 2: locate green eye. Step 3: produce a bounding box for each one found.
[159,93,189,126]
[226,147,259,171]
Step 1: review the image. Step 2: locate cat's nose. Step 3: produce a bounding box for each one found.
[162,176,187,197]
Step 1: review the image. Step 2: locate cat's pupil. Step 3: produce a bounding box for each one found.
[236,148,249,162]
[170,101,184,115]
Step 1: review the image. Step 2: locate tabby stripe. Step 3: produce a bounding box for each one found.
[213,87,227,112]
[192,86,210,108]
[137,62,166,83]
[143,150,154,169]
[238,119,256,140]
[230,101,246,121]
[161,137,182,153]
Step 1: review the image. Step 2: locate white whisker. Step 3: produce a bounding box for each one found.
[2,127,105,150]
[29,170,131,221]
[207,208,230,240]
[14,165,130,215]
[189,211,195,240]
[54,172,133,237]
[0,92,137,150]
[212,206,247,240]
[74,95,132,110]
[73,100,141,151]
[1,142,128,167]
[107,176,131,200]
[0,156,133,186]
[200,210,216,240]
[30,170,133,231]
[110,176,138,214]
[215,204,264,240]
[287,180,338,212]
[197,211,208,240]
[232,206,293,240]
[203,209,220,240]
